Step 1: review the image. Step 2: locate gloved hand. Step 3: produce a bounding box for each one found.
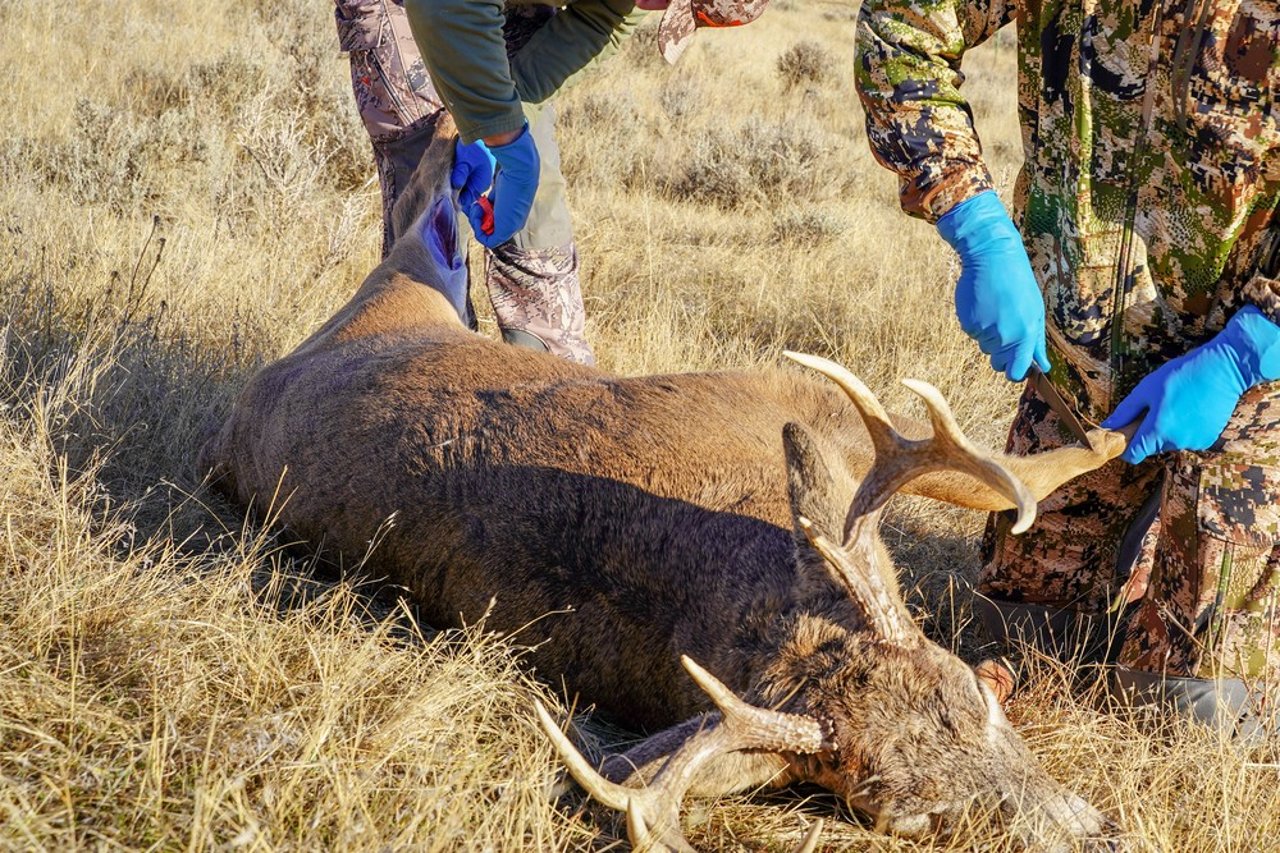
[1102,305,1280,464]
[452,138,496,211]
[463,124,539,249]
[936,190,1050,382]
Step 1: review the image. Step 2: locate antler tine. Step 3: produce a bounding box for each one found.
[798,517,917,644]
[627,802,659,853]
[784,351,930,529]
[784,351,903,459]
[534,699,707,851]
[534,701,635,813]
[534,660,832,852]
[785,350,1038,537]
[902,379,1036,534]
[680,656,830,752]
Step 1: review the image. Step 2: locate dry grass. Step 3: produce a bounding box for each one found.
[0,0,1276,850]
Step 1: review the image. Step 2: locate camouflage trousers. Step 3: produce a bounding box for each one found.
[333,0,594,364]
[980,381,1280,683]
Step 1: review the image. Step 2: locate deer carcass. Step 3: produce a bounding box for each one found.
[199,114,1127,850]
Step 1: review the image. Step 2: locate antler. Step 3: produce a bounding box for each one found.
[783,351,1036,537]
[782,352,1039,645]
[797,515,918,644]
[535,655,832,852]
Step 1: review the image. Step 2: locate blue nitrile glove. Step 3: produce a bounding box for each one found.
[452,138,496,211]
[465,125,539,248]
[936,190,1050,382]
[1102,305,1280,464]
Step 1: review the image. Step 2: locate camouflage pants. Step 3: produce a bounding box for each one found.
[333,0,594,364]
[980,381,1280,682]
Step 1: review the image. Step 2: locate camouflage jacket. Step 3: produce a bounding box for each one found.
[855,0,1280,412]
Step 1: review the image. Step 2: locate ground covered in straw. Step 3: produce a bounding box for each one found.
[1,0,1276,849]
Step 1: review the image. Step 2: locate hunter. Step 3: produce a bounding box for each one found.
[856,0,1280,734]
[334,0,768,364]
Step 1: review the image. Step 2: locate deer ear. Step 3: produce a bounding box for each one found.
[389,112,459,243]
[784,420,920,646]
[783,422,846,549]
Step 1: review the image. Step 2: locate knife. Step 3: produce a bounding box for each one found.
[1026,366,1094,447]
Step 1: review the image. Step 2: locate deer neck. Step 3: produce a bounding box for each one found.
[726,583,875,704]
[372,194,470,325]
[291,198,471,356]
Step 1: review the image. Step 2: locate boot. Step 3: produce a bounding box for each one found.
[1110,665,1273,741]
[973,595,1121,665]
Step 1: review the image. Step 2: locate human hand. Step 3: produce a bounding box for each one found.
[936,190,1049,382]
[465,124,539,248]
[452,138,496,211]
[1102,305,1280,464]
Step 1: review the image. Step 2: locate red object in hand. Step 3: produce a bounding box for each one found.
[477,196,495,236]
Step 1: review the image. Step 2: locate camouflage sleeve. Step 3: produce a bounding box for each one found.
[510,0,646,106]
[1242,274,1280,327]
[854,0,1016,222]
[404,0,640,144]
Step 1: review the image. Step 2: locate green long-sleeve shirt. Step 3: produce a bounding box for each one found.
[404,0,646,143]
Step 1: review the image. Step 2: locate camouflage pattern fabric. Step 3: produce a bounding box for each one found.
[335,0,442,255]
[1118,385,1280,681]
[979,385,1163,617]
[858,0,1280,682]
[488,244,592,362]
[982,381,1280,681]
[334,0,595,364]
[856,0,1280,414]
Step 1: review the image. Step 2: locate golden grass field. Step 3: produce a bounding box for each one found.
[1,0,1277,849]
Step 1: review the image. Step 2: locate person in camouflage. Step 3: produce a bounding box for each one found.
[401,0,771,242]
[335,0,771,364]
[334,0,594,362]
[856,0,1280,734]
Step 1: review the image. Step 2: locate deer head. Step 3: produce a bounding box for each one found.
[536,354,1109,850]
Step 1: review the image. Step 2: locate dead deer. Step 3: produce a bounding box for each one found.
[199,113,1130,850]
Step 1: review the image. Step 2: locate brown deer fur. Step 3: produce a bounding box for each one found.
[199,113,1125,849]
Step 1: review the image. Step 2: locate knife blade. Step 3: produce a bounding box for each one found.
[1026,366,1094,447]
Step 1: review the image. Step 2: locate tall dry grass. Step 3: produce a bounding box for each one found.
[0,0,1276,849]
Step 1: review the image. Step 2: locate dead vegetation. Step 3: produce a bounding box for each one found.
[0,1,1276,850]
[776,40,834,91]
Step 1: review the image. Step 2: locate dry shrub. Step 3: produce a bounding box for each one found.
[669,117,833,209]
[823,5,860,22]
[26,98,210,212]
[659,80,699,124]
[777,40,833,90]
[621,18,664,67]
[560,90,642,131]
[772,209,848,243]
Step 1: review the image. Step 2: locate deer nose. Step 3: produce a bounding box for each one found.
[1054,791,1105,835]
[1004,788,1110,850]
